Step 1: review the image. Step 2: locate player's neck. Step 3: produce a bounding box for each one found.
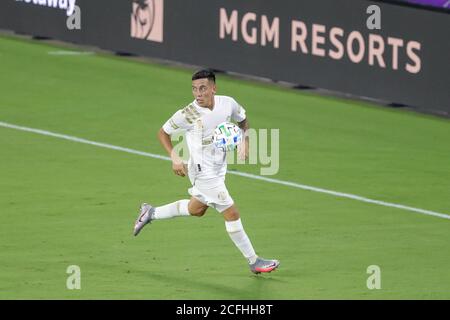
[198,98,215,110]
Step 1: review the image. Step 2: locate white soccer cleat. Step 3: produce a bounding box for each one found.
[133,203,155,236]
[249,257,280,274]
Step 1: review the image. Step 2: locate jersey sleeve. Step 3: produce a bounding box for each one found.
[231,98,247,123]
[162,109,191,135]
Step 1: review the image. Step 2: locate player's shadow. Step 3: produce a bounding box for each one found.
[136,269,286,299]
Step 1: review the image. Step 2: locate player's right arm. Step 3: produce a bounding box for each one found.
[157,128,186,177]
[159,110,190,177]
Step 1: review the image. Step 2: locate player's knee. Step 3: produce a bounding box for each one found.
[223,206,240,221]
[189,206,208,217]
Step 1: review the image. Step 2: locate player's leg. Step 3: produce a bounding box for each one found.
[142,196,207,220]
[143,196,208,220]
[133,197,209,236]
[194,181,262,268]
[222,204,258,264]
[222,204,280,274]
[133,199,191,236]
[188,196,209,217]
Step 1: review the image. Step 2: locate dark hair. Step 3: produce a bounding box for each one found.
[192,69,216,83]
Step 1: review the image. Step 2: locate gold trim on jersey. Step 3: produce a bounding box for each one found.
[202,137,213,145]
[169,119,179,130]
[181,104,201,124]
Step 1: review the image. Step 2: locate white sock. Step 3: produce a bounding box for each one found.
[225,219,258,264]
[153,200,191,220]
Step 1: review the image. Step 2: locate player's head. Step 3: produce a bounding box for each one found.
[192,69,216,108]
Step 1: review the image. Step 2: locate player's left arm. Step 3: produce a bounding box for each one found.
[230,98,249,160]
[237,118,249,160]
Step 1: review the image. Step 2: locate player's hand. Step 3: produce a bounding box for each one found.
[172,161,187,177]
[238,139,249,160]
[170,151,187,177]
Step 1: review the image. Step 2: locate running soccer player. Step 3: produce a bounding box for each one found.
[133,69,279,274]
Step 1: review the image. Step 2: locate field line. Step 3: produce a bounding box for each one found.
[1,120,449,221]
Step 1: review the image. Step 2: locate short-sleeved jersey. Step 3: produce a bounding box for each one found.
[162,95,246,183]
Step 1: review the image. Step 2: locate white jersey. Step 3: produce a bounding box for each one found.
[162,95,246,184]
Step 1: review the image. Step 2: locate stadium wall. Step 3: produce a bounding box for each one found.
[1,0,449,115]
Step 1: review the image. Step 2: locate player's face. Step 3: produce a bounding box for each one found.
[192,78,216,108]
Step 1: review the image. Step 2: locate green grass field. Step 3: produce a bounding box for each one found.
[0,35,449,299]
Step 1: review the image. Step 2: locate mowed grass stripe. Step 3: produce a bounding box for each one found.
[1,120,449,221]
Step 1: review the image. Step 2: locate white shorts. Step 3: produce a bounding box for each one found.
[188,177,234,213]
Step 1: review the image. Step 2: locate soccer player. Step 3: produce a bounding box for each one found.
[133,69,279,274]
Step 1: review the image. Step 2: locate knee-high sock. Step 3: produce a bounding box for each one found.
[225,219,257,264]
[153,200,191,220]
